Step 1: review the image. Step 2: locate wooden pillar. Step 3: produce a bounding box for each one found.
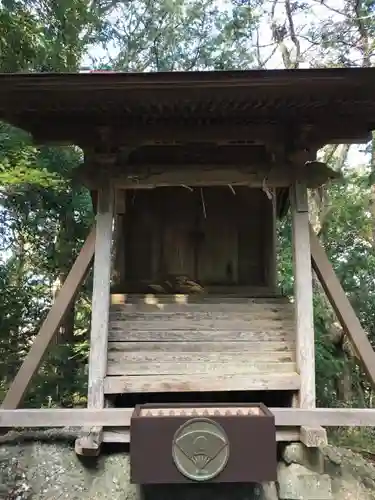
[290,182,316,409]
[75,183,114,455]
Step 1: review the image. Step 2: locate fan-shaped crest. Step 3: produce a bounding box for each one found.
[191,453,211,469]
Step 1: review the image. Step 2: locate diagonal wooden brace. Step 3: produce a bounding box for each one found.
[309,224,375,388]
[1,226,96,409]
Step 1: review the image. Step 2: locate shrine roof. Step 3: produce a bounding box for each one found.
[0,68,375,146]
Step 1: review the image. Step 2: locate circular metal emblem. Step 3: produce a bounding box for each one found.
[172,418,229,482]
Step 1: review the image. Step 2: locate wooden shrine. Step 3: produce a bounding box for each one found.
[1,69,375,461]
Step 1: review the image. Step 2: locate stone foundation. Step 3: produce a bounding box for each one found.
[0,430,375,499]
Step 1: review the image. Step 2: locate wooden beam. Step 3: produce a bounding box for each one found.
[1,227,96,409]
[31,123,282,146]
[28,121,371,149]
[274,408,375,426]
[2,407,375,428]
[78,162,338,191]
[75,184,114,455]
[309,225,375,388]
[291,183,315,409]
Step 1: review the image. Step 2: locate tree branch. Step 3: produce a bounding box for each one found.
[352,0,371,66]
[285,0,301,68]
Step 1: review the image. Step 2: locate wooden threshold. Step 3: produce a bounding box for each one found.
[2,407,375,428]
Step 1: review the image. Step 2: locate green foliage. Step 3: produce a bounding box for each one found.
[0,0,97,407]
[0,4,42,72]
[88,0,259,71]
[0,0,102,72]
[0,130,94,406]
[0,125,66,189]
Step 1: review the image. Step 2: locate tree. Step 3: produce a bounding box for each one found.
[0,0,98,406]
[86,0,259,71]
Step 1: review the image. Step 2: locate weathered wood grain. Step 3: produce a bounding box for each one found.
[109,308,294,319]
[109,165,334,189]
[4,407,375,430]
[108,329,294,342]
[110,302,294,313]
[106,359,296,376]
[107,350,293,365]
[76,185,114,456]
[107,340,294,353]
[87,186,114,410]
[103,372,300,393]
[106,294,296,393]
[291,183,315,409]
[109,320,294,334]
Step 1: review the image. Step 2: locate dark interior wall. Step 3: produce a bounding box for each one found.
[118,186,276,289]
[115,390,294,409]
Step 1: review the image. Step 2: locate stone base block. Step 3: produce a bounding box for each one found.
[277,463,332,500]
[283,443,324,474]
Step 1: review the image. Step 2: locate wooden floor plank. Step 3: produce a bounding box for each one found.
[108,329,294,342]
[106,359,296,376]
[107,294,296,388]
[109,319,294,332]
[103,372,300,393]
[107,350,293,365]
[109,307,294,318]
[107,340,294,353]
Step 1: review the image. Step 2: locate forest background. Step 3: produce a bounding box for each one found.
[1,0,375,448]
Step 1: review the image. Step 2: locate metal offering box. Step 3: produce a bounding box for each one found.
[130,402,277,484]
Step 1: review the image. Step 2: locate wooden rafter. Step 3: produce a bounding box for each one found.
[309,224,375,388]
[1,226,96,409]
